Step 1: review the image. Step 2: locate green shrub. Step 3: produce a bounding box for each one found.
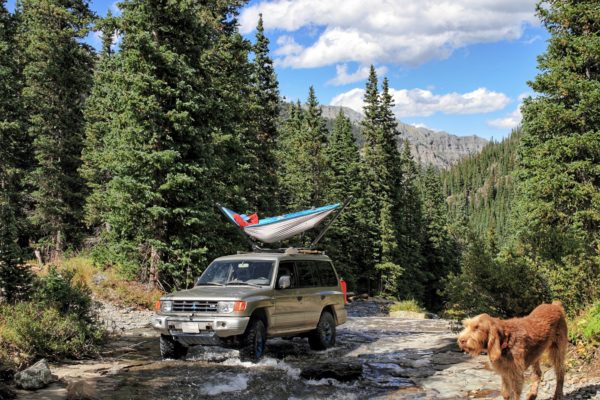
[569,301,600,345]
[0,302,104,369]
[389,300,424,313]
[0,267,104,369]
[34,266,94,321]
[442,238,550,318]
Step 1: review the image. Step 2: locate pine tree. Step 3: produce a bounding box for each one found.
[277,101,304,209]
[517,0,600,309]
[81,12,120,228]
[358,67,405,295]
[395,141,426,301]
[82,0,251,288]
[278,89,329,212]
[323,110,363,285]
[246,14,280,213]
[303,86,330,206]
[419,165,458,311]
[17,0,95,261]
[0,0,32,302]
[358,66,385,274]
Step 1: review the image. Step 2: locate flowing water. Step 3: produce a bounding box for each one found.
[17,302,585,400]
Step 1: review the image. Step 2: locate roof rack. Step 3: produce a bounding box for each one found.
[236,247,326,255]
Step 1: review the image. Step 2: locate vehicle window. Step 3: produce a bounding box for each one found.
[196,260,274,286]
[276,261,295,289]
[296,260,320,288]
[318,261,338,287]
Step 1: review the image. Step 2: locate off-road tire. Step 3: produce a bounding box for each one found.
[308,311,336,350]
[240,318,266,362]
[160,334,188,360]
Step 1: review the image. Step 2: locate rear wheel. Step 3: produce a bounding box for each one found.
[308,311,336,350]
[160,335,188,360]
[240,318,266,362]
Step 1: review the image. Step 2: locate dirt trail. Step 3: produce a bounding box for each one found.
[13,301,600,400]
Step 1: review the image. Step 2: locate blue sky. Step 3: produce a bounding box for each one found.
[7,0,548,140]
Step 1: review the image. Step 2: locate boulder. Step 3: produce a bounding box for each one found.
[300,361,363,382]
[14,359,55,390]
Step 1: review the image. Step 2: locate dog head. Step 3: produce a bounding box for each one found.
[457,314,505,361]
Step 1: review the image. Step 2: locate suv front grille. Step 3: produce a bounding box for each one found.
[172,300,218,313]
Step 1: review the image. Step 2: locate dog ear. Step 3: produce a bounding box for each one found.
[487,322,503,362]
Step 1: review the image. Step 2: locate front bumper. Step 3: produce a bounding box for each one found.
[152,314,250,339]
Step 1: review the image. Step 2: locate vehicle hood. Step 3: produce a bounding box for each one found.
[163,286,272,300]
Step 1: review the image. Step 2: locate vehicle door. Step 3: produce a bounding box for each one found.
[295,260,322,329]
[271,261,304,334]
[315,260,342,306]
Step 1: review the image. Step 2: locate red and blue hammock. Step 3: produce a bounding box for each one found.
[219,204,340,244]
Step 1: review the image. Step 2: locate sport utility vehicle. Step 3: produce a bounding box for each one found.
[152,250,347,361]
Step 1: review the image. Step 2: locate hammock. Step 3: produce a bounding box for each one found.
[219,204,340,244]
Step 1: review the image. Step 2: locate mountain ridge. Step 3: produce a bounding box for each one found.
[319,105,489,169]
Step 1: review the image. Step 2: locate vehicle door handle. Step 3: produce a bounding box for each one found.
[297,296,303,301]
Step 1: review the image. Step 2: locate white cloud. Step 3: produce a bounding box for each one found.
[273,35,303,57]
[331,87,510,118]
[412,123,430,130]
[488,106,522,129]
[110,1,121,15]
[327,64,387,86]
[239,0,539,68]
[330,88,365,114]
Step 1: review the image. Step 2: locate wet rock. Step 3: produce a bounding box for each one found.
[67,380,97,400]
[14,359,55,390]
[300,361,363,382]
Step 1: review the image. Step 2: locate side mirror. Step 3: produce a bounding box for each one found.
[278,275,291,289]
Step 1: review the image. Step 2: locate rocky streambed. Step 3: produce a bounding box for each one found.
[13,301,600,400]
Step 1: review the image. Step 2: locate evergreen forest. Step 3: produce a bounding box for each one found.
[0,0,598,326]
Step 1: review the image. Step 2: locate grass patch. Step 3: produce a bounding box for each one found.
[50,256,163,310]
[389,299,425,313]
[568,301,600,361]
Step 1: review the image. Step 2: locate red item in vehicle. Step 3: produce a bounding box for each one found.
[340,278,347,304]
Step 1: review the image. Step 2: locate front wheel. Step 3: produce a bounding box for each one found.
[240,318,266,362]
[160,335,188,360]
[308,311,336,350]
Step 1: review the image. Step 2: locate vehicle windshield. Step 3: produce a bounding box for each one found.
[196,260,275,287]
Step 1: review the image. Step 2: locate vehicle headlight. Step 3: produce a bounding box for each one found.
[217,301,246,313]
[160,300,172,312]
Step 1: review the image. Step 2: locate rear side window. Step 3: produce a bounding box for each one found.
[276,261,296,289]
[317,261,338,287]
[296,260,320,288]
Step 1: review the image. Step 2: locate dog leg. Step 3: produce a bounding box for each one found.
[550,343,566,400]
[526,361,542,400]
[501,375,511,400]
[512,371,525,400]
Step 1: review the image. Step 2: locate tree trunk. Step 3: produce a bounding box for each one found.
[149,246,160,288]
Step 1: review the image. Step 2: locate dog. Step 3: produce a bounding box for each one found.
[457,301,567,400]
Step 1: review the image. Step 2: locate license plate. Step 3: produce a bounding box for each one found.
[181,322,200,333]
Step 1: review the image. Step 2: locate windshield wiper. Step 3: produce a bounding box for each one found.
[196,282,225,286]
[226,280,261,287]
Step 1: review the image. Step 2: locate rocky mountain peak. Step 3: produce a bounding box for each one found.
[319,105,488,169]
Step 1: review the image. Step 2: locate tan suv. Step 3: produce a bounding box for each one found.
[152,250,347,361]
